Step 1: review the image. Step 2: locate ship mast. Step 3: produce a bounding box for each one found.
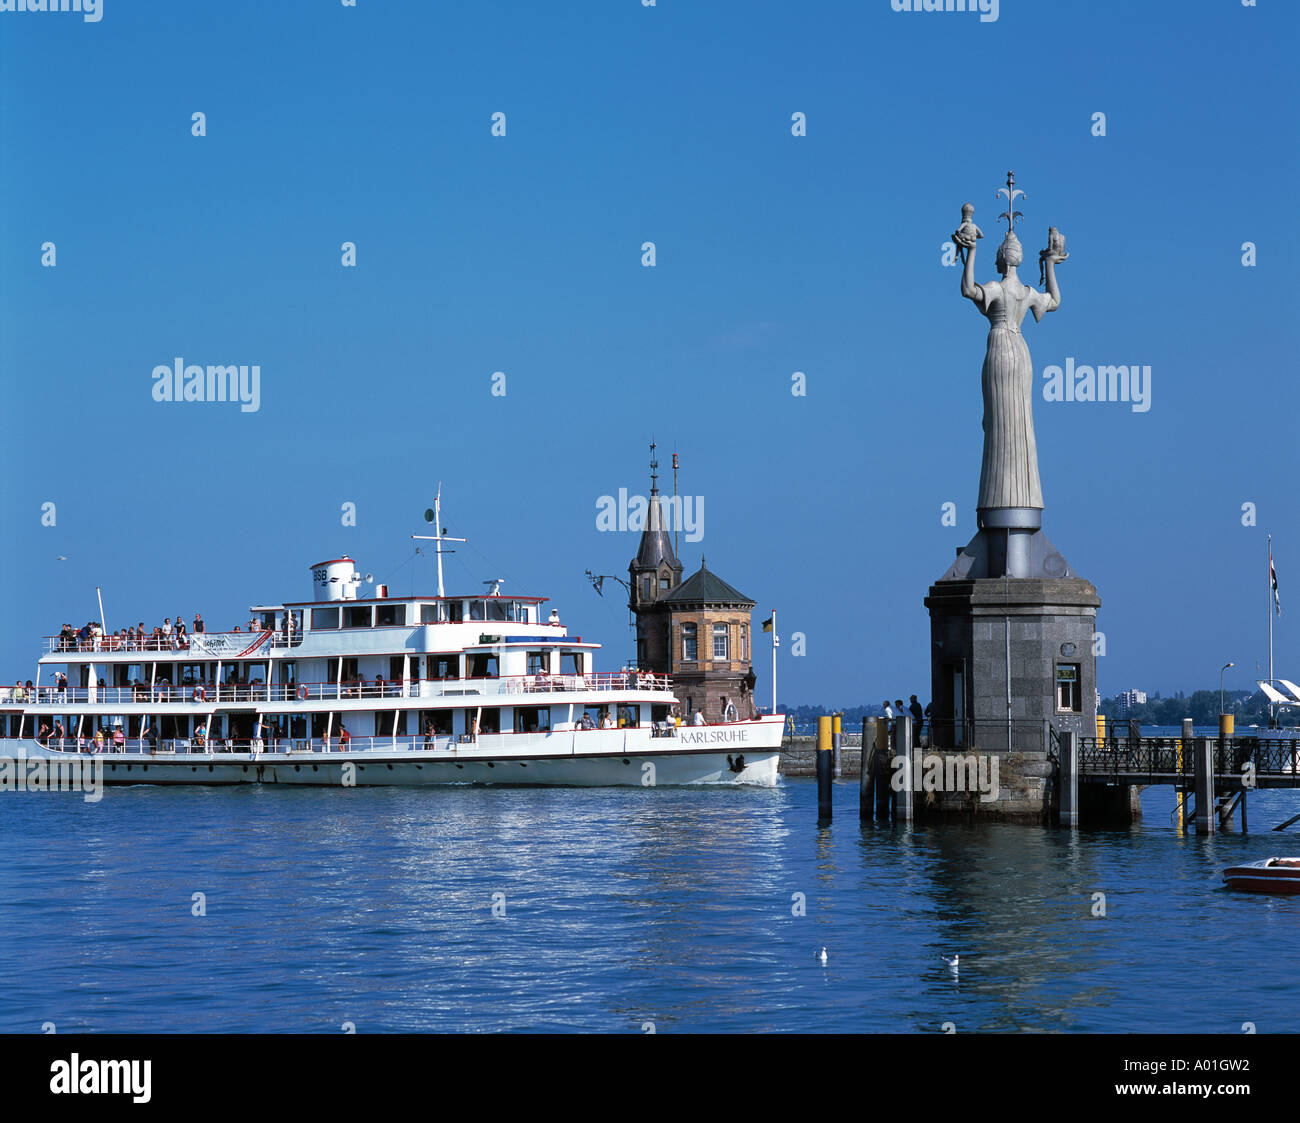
[411,484,467,599]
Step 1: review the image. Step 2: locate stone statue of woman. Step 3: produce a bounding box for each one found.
[954,194,1065,522]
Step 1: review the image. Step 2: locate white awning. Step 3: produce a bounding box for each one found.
[1258,680,1296,706]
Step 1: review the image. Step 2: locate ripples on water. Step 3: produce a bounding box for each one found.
[2,781,1297,1033]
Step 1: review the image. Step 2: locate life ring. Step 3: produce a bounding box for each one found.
[193,686,205,702]
[297,684,309,701]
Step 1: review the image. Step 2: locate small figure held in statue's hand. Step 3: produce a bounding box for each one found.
[953,203,983,264]
[1038,226,1067,286]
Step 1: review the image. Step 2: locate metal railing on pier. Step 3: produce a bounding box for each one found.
[1078,735,1300,784]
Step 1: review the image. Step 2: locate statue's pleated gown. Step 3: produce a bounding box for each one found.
[977,283,1043,511]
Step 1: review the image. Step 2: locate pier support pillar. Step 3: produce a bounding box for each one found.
[832,713,842,779]
[1193,736,1215,836]
[1059,730,1078,828]
[895,716,914,824]
[874,718,892,821]
[860,718,877,821]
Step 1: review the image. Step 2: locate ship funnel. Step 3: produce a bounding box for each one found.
[311,557,362,602]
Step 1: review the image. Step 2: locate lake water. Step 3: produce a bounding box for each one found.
[3,779,1298,1033]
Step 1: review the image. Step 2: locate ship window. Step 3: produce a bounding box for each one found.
[311,607,339,630]
[487,600,508,622]
[448,601,463,622]
[375,604,405,627]
[426,655,459,679]
[682,623,697,662]
[476,707,500,734]
[526,652,548,675]
[561,652,583,675]
[343,606,372,629]
[466,653,499,679]
[468,600,486,621]
[420,603,445,624]
[713,624,729,660]
[376,710,407,737]
[421,709,453,735]
[514,706,550,734]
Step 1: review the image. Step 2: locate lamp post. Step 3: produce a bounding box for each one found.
[1220,662,1234,715]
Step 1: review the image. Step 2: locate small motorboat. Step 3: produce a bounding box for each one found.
[1223,857,1300,895]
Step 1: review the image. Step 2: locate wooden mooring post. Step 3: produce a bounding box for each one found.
[1193,736,1215,835]
[860,717,876,821]
[874,717,891,821]
[894,716,914,824]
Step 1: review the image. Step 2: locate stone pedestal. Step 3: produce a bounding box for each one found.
[925,526,1100,754]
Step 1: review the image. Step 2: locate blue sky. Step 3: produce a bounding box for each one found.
[1,0,1296,707]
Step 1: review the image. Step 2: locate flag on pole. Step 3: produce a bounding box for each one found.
[761,616,773,632]
[1271,544,1281,616]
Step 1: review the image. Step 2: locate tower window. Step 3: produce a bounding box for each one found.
[1056,664,1081,713]
[642,577,653,600]
[682,623,697,662]
[713,623,729,660]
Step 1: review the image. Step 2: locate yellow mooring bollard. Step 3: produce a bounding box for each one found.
[817,715,833,824]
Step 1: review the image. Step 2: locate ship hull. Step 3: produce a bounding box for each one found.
[2,720,784,789]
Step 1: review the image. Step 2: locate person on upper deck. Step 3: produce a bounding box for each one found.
[548,609,560,626]
[691,709,706,726]
[193,613,204,633]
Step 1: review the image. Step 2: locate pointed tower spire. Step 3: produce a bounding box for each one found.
[629,439,683,612]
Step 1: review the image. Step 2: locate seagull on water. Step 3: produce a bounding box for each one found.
[942,954,960,970]
[816,947,827,965]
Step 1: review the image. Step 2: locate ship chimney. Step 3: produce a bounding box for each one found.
[310,557,362,602]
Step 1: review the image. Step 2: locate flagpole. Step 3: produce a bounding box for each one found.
[771,609,778,717]
[1269,534,1274,727]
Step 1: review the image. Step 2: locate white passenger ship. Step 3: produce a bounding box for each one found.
[2,512,782,788]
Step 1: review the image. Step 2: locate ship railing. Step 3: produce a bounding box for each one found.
[33,727,661,757]
[15,672,674,707]
[41,629,283,656]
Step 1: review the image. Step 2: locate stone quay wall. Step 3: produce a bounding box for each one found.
[779,735,1058,824]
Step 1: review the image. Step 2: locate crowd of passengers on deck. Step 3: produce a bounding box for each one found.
[56,613,279,653]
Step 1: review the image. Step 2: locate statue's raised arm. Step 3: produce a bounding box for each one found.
[1032,226,1067,320]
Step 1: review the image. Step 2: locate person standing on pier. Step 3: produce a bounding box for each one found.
[909,695,925,743]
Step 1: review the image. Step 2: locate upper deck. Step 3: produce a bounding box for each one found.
[40,594,589,663]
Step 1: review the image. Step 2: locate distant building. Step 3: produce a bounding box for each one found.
[628,449,757,721]
[1116,688,1148,714]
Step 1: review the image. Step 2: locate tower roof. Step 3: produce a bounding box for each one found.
[631,442,681,574]
[661,560,754,607]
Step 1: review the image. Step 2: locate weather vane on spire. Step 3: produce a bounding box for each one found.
[649,438,658,492]
[996,170,1026,234]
